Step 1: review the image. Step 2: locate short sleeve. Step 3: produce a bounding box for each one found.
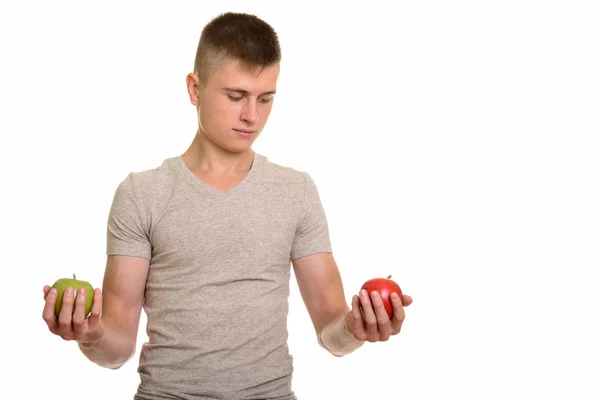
[106,174,152,259]
[291,172,332,260]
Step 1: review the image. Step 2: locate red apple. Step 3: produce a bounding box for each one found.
[361,275,403,318]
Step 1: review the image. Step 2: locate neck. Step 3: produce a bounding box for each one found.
[182,129,255,174]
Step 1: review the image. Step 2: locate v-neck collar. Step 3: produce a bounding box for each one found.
[175,152,264,195]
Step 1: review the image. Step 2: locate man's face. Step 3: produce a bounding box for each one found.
[188,58,279,154]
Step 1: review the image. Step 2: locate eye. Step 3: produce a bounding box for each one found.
[228,95,243,102]
[260,97,273,104]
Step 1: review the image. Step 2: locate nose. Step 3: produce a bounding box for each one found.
[240,100,259,124]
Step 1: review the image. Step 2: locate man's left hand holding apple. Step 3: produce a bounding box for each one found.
[346,289,413,343]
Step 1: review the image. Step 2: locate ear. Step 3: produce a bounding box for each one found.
[186,73,202,107]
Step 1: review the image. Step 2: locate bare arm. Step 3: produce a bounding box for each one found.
[292,253,349,331]
[292,252,413,357]
[78,255,149,369]
[292,252,363,356]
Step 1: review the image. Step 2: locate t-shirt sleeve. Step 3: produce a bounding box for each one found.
[106,173,152,259]
[291,172,333,260]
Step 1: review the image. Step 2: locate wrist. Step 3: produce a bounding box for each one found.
[342,312,354,336]
[78,331,106,350]
[318,312,364,357]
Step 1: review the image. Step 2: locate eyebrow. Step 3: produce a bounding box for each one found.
[224,87,276,96]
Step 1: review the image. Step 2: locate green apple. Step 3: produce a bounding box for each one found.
[51,273,95,317]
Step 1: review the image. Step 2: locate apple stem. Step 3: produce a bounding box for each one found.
[73,273,76,280]
[387,275,392,279]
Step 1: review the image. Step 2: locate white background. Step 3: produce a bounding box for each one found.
[1,1,599,399]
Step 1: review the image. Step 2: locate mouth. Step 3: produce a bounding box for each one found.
[233,129,256,137]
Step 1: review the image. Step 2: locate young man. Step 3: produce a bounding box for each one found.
[42,12,412,399]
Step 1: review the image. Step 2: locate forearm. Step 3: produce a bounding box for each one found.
[78,323,136,369]
[318,311,365,357]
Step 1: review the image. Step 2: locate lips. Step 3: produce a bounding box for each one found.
[234,128,256,138]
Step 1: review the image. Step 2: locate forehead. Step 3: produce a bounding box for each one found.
[208,59,279,94]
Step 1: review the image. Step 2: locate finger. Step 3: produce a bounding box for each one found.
[390,292,406,334]
[42,287,58,332]
[43,285,51,299]
[370,291,391,340]
[402,294,413,306]
[57,287,75,336]
[351,294,366,341]
[87,289,103,330]
[359,289,378,341]
[72,288,87,334]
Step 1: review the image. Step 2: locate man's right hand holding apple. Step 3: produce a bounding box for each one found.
[42,285,105,346]
[41,255,150,369]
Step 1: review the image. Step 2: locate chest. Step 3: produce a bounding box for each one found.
[146,189,301,283]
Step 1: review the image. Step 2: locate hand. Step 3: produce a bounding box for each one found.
[42,285,105,345]
[346,289,413,342]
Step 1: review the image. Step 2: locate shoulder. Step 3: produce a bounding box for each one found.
[255,154,313,189]
[114,156,181,199]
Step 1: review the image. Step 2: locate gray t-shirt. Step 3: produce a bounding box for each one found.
[106,153,332,400]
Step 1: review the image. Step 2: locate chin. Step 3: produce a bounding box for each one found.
[222,141,255,154]
[205,132,255,154]
[230,136,259,152]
